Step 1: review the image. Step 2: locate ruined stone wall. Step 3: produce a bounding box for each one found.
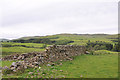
[45,45,86,62]
[2,45,86,72]
[2,52,44,61]
[2,45,86,61]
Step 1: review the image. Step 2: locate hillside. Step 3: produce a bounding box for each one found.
[11,34,118,45]
[1,33,119,56]
[16,34,118,40]
[1,33,119,78]
[0,39,9,42]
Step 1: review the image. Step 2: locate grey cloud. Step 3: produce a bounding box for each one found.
[2,2,117,26]
[0,1,118,39]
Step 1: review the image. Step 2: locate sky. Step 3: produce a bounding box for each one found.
[0,0,119,39]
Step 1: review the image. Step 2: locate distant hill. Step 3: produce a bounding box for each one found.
[11,33,118,40]
[0,39,9,42]
[9,33,118,45]
[14,33,118,40]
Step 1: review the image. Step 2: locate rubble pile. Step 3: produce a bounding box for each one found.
[2,52,44,60]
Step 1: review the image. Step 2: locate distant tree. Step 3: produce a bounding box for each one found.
[113,43,120,52]
[86,41,113,51]
[40,44,47,49]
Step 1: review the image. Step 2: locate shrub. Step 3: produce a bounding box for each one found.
[113,43,120,52]
[86,40,113,51]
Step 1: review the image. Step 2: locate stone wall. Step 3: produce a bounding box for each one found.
[46,45,86,62]
[2,45,86,72]
[2,52,44,61]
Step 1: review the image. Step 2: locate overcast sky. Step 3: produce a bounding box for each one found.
[0,0,118,39]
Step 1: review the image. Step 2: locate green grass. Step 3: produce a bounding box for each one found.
[1,61,16,67]
[1,34,117,56]
[3,54,118,78]
[8,34,117,46]
[94,50,118,55]
[1,42,51,56]
[2,42,45,48]
[49,34,116,46]
[1,34,118,78]
[2,47,45,56]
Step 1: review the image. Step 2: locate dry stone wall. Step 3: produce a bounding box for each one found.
[2,52,44,61]
[2,45,86,72]
[46,45,86,62]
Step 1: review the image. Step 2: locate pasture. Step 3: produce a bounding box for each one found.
[2,53,118,78]
[1,43,47,56]
[1,34,118,56]
[1,34,119,78]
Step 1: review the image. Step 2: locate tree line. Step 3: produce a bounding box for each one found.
[10,38,74,45]
[86,40,120,52]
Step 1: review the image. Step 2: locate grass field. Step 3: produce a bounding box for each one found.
[1,34,118,78]
[2,47,45,55]
[1,60,17,67]
[50,34,116,43]
[1,43,48,56]
[3,53,118,78]
[2,42,45,48]
[1,34,117,56]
